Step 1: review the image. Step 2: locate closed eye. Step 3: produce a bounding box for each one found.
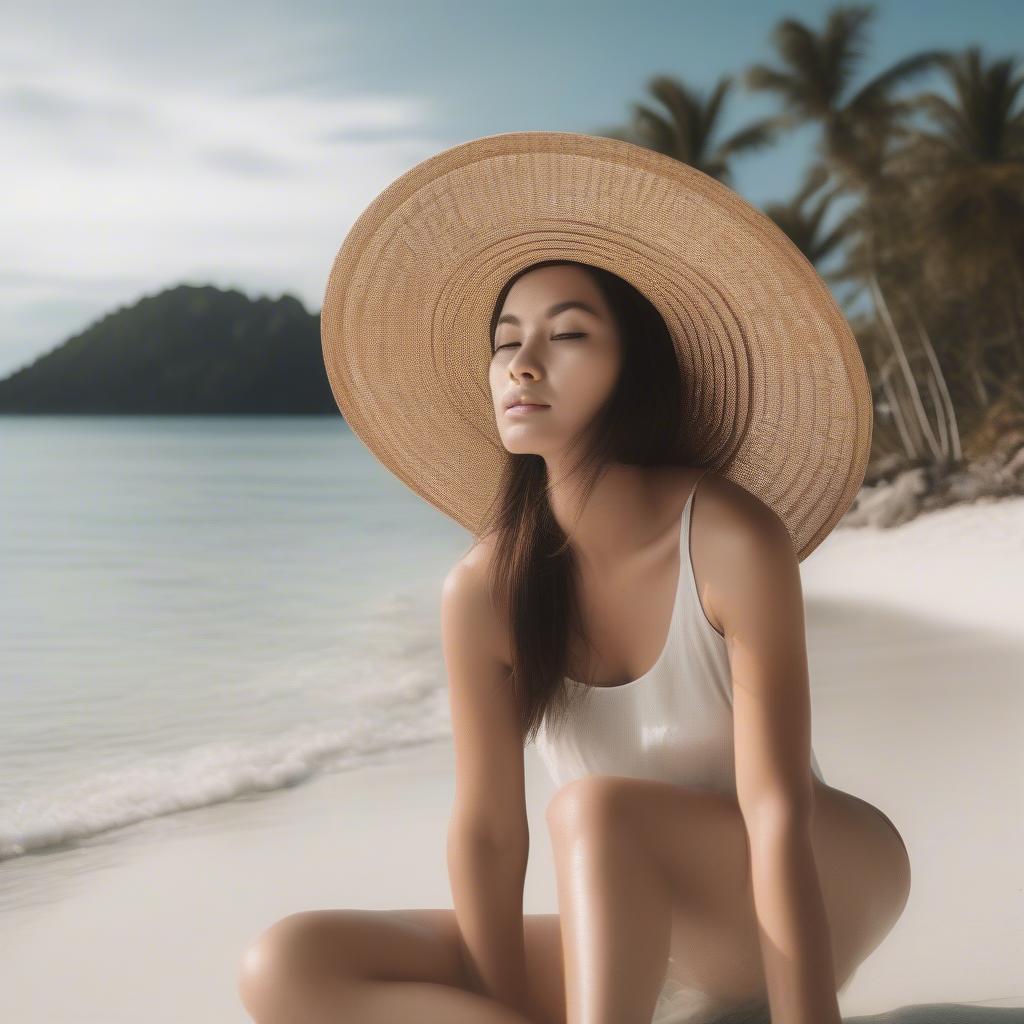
[493,333,586,353]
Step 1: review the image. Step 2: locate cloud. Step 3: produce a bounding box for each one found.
[0,84,153,130]
[198,145,299,178]
[0,5,453,376]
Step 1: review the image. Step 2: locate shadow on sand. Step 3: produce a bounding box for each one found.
[709,1001,1024,1024]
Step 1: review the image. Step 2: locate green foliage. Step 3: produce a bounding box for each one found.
[4,4,1022,451]
[599,6,1024,471]
[0,284,337,415]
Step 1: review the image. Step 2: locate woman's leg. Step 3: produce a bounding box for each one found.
[545,776,676,1024]
[237,906,568,1024]
[544,773,910,1024]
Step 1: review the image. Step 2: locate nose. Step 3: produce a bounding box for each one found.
[507,336,544,381]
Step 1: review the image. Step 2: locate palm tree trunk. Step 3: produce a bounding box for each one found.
[878,355,918,460]
[868,271,942,462]
[969,340,989,407]
[925,371,949,459]
[908,303,962,464]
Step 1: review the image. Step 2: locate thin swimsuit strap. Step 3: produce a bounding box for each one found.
[565,466,713,690]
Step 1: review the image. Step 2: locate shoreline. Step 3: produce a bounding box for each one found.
[3,502,1023,1020]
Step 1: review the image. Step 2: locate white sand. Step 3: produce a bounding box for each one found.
[3,498,1023,1022]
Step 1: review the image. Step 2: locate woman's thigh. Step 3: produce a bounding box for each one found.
[584,776,909,1005]
[388,908,568,1024]
[240,906,569,1024]
[241,780,907,1021]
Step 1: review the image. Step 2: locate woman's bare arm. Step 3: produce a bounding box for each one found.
[707,476,842,1024]
[441,552,532,1017]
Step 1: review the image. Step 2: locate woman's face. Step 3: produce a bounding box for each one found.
[489,264,622,457]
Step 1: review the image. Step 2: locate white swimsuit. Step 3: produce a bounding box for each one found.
[532,470,826,1023]
[534,471,825,793]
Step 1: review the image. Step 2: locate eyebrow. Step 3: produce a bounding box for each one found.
[495,299,601,328]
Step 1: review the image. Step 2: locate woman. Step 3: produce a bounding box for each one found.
[238,133,911,1024]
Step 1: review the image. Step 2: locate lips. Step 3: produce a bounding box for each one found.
[503,392,550,410]
[504,403,550,419]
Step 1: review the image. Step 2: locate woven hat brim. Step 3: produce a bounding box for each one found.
[321,130,872,561]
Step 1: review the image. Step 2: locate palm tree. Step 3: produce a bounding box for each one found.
[744,4,973,470]
[899,47,1024,383]
[761,170,860,282]
[594,73,781,187]
[743,4,946,193]
[844,47,1024,462]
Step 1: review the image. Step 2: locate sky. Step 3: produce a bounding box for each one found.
[3,0,1022,379]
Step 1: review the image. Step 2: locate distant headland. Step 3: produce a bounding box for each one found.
[0,284,337,415]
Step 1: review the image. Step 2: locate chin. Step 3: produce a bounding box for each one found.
[501,442,541,456]
[499,432,548,456]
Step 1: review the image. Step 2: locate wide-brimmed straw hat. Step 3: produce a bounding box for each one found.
[320,130,872,562]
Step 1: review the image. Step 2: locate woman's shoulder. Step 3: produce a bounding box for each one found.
[441,535,511,666]
[664,465,795,630]
[447,532,497,588]
[662,464,783,535]
[443,536,494,612]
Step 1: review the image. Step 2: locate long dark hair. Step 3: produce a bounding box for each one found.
[477,259,695,745]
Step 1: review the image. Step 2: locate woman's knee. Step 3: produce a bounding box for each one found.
[238,913,301,1005]
[237,911,357,1015]
[544,774,629,835]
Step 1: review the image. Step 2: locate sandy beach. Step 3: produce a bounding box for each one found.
[3,497,1023,1022]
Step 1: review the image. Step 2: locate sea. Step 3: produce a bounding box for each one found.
[1,416,472,904]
